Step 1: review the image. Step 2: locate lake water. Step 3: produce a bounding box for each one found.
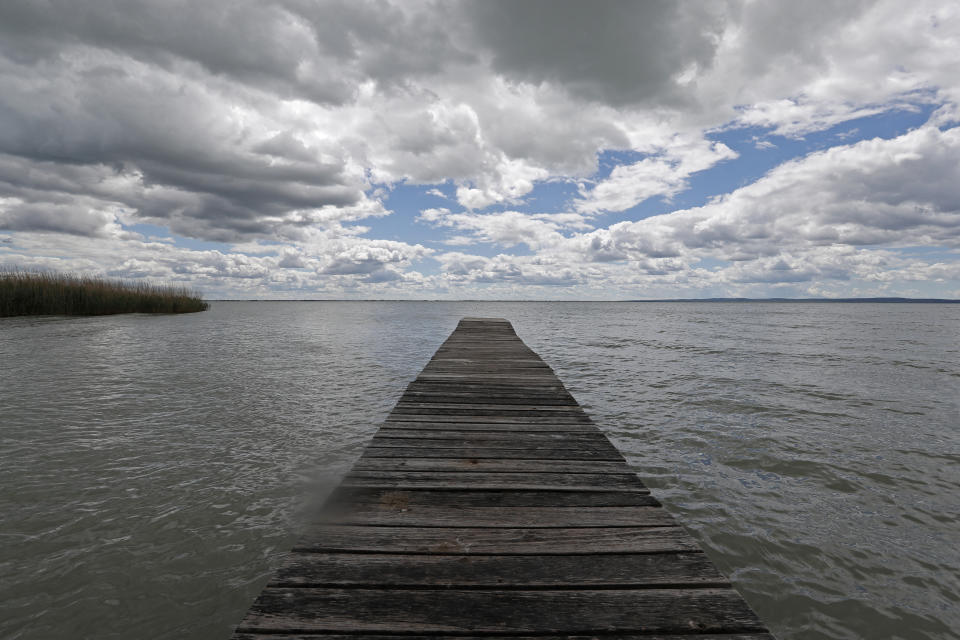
[1,301,958,639]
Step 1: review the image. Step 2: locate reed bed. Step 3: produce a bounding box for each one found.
[0,270,209,316]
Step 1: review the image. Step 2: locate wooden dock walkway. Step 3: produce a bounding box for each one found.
[234,317,772,639]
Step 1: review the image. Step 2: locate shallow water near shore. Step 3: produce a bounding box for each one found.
[1,301,958,639]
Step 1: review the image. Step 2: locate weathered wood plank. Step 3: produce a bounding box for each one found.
[414,375,568,383]
[388,411,591,420]
[373,428,608,441]
[370,433,613,444]
[397,394,578,406]
[379,420,596,432]
[236,588,766,634]
[351,457,635,473]
[403,389,573,400]
[293,525,700,555]
[368,436,620,451]
[363,445,621,457]
[403,389,572,398]
[416,371,557,377]
[415,371,561,376]
[342,471,647,492]
[361,446,625,460]
[391,402,579,409]
[333,488,657,507]
[405,380,568,390]
[391,403,587,413]
[271,552,725,588]
[321,505,673,528]
[424,365,550,370]
[384,414,593,424]
[426,357,549,363]
[421,367,554,374]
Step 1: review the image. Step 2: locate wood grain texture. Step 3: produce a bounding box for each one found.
[372,428,609,441]
[236,588,766,634]
[271,551,726,588]
[384,414,593,423]
[333,488,657,507]
[342,471,648,491]
[390,404,590,414]
[292,525,703,555]
[351,457,636,473]
[379,420,597,432]
[369,434,618,448]
[361,447,625,460]
[232,317,771,639]
[320,504,674,528]
[397,394,577,406]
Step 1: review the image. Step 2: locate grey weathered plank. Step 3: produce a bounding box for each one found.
[361,446,624,460]
[384,414,593,424]
[398,394,578,406]
[368,436,619,451]
[351,457,635,473]
[271,552,725,587]
[236,588,766,634]
[390,404,588,414]
[334,488,656,507]
[406,380,564,386]
[342,471,647,491]
[373,428,608,441]
[402,391,574,402]
[321,504,674,528]
[379,420,596,432]
[421,369,557,373]
[407,390,566,396]
[292,525,699,555]
[414,374,568,382]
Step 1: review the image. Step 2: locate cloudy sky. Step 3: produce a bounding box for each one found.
[1,1,959,299]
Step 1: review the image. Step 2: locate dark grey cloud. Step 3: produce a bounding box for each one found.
[0,0,465,242]
[0,4,373,241]
[461,0,726,106]
[726,0,872,78]
[0,1,476,102]
[0,1,350,103]
[0,201,117,237]
[281,0,474,86]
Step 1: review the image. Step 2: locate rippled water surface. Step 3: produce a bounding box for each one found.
[2,302,958,639]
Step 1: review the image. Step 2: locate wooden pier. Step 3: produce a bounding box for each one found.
[234,318,772,639]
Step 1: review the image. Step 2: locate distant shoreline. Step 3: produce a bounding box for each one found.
[203,297,960,303]
[631,297,960,303]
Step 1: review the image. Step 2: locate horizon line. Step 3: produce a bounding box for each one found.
[203,296,960,303]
